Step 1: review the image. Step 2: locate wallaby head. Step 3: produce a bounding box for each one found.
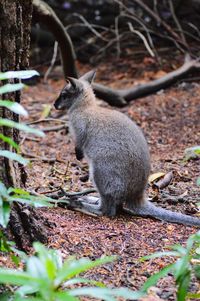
[54,70,96,110]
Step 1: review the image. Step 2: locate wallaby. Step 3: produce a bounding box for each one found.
[54,70,200,227]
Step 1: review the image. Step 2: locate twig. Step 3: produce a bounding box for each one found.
[168,0,188,48]
[22,152,56,163]
[130,0,186,50]
[40,124,68,132]
[115,15,121,57]
[60,187,97,197]
[44,187,97,199]
[44,41,58,82]
[188,22,200,38]
[28,118,67,125]
[128,22,155,57]
[153,171,174,189]
[72,13,109,42]
[121,13,157,57]
[66,22,115,34]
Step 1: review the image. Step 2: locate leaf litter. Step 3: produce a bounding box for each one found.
[1,56,200,300]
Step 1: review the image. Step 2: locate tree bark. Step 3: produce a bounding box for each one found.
[0,0,48,250]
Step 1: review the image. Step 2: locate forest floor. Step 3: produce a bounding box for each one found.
[2,54,200,300]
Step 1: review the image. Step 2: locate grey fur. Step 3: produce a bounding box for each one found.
[54,71,200,227]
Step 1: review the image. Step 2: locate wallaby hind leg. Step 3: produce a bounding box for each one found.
[68,196,103,216]
[101,196,123,217]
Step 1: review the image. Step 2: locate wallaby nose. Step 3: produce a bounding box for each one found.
[54,99,61,110]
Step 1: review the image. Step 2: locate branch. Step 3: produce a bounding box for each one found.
[168,0,188,47]
[127,22,155,57]
[33,0,78,77]
[118,57,200,102]
[32,0,126,107]
[132,0,187,50]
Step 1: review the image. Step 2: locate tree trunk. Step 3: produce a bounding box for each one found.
[0,0,48,250]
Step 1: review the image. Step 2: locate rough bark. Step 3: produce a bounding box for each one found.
[0,0,48,250]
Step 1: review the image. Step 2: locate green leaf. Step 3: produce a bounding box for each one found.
[141,263,174,292]
[64,277,106,287]
[11,255,21,267]
[0,292,13,301]
[0,182,9,197]
[33,243,63,277]
[56,256,116,286]
[173,256,190,280]
[108,288,144,299]
[0,268,38,286]
[0,150,29,165]
[53,292,79,301]
[184,146,200,161]
[69,287,117,301]
[171,244,187,256]
[0,200,11,228]
[0,133,19,150]
[40,104,52,119]
[196,177,200,187]
[26,256,47,279]
[0,118,45,137]
[69,287,144,300]
[0,70,39,80]
[13,297,44,301]
[194,265,200,279]
[16,284,40,297]
[0,100,28,116]
[176,270,191,301]
[9,194,53,208]
[45,258,57,280]
[187,292,200,299]
[0,83,24,94]
[141,251,179,262]
[7,187,29,195]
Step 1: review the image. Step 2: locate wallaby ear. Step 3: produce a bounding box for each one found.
[80,70,96,84]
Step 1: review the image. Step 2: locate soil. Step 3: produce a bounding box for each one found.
[1,55,200,300]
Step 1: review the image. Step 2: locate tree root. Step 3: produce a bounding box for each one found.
[8,203,51,251]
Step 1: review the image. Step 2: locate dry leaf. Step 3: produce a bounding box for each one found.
[148,172,165,184]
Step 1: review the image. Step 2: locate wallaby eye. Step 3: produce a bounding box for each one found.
[65,79,71,88]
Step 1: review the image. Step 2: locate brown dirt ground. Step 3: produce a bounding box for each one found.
[1,56,200,300]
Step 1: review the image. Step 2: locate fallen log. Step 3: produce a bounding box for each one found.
[33,0,200,107]
[118,56,200,102]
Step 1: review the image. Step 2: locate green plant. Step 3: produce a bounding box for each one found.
[0,242,144,301]
[184,145,200,162]
[141,231,200,301]
[0,70,53,230]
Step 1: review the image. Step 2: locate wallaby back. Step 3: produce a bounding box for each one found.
[54,70,200,227]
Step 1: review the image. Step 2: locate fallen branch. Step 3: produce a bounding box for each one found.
[33,0,200,107]
[33,0,78,78]
[118,56,200,102]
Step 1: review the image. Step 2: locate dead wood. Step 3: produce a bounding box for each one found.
[132,0,188,51]
[33,0,78,78]
[118,57,200,102]
[153,171,174,190]
[33,1,200,107]
[32,0,127,107]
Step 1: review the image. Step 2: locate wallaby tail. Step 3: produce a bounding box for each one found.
[124,200,200,227]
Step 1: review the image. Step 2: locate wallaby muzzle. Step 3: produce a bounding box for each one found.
[54,96,63,110]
